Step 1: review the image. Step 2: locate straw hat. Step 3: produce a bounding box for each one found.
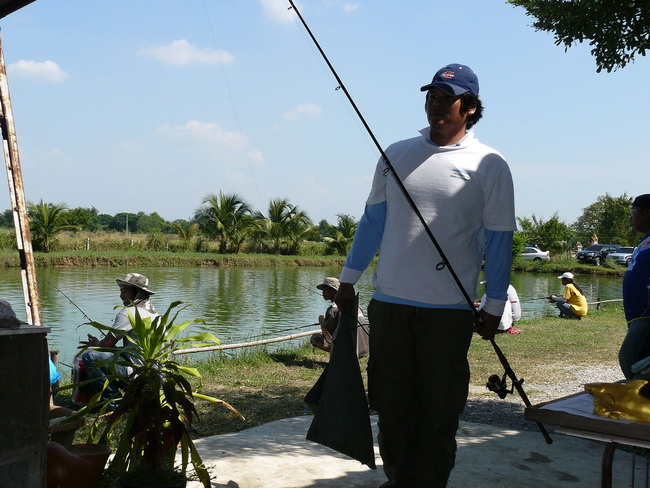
[316,277,340,292]
[115,273,155,295]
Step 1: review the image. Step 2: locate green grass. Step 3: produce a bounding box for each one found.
[55,303,627,443]
[468,302,627,394]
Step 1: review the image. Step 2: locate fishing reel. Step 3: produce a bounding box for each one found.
[486,372,523,399]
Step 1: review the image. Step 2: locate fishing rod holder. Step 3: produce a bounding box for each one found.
[486,372,524,400]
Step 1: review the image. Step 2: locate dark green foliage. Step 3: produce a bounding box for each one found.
[572,193,636,245]
[510,0,650,72]
[517,212,573,256]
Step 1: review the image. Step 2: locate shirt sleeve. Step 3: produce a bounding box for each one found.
[482,229,513,316]
[339,202,386,284]
[112,308,132,334]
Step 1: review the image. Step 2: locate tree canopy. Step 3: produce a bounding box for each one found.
[509,0,649,72]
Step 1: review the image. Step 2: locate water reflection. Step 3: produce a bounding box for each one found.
[0,267,624,364]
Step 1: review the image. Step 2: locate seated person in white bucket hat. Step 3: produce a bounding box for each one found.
[310,277,369,358]
[78,273,158,405]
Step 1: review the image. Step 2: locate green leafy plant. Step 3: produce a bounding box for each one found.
[73,301,243,487]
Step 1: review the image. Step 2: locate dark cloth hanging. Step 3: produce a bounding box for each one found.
[304,294,376,469]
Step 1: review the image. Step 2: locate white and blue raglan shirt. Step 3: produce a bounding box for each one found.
[340,129,516,316]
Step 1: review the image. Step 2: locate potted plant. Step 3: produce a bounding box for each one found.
[72,301,243,488]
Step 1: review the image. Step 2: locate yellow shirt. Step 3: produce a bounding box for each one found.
[564,283,588,316]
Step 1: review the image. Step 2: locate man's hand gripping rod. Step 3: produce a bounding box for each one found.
[287,0,551,445]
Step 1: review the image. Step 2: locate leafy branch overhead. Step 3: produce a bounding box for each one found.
[509,0,649,72]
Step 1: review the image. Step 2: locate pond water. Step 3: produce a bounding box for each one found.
[0,266,624,365]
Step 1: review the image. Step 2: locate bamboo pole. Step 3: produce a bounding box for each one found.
[174,328,321,355]
[0,31,42,325]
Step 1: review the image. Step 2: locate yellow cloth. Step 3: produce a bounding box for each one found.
[586,380,650,422]
[564,283,588,316]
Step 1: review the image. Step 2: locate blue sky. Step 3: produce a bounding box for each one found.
[0,0,648,227]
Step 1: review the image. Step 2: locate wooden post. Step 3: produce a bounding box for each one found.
[0,31,42,326]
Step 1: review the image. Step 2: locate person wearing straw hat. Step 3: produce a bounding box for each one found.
[549,272,587,320]
[310,277,369,358]
[78,273,158,404]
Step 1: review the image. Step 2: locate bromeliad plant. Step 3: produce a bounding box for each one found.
[76,301,243,487]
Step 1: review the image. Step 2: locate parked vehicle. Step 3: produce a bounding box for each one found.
[606,246,636,266]
[519,246,550,262]
[575,244,621,266]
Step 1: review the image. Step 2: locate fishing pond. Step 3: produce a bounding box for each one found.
[0,267,624,366]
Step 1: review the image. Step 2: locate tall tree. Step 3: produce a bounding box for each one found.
[194,192,255,253]
[109,212,139,233]
[0,209,14,228]
[517,212,574,256]
[572,193,635,245]
[509,0,650,72]
[135,211,171,234]
[323,214,358,255]
[173,221,199,252]
[254,198,313,254]
[65,206,100,231]
[28,200,76,252]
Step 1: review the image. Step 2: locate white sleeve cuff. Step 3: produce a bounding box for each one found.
[339,267,364,285]
[482,297,506,317]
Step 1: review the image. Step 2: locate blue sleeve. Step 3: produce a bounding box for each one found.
[484,229,513,301]
[344,202,386,272]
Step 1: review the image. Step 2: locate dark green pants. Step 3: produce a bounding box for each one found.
[367,300,474,488]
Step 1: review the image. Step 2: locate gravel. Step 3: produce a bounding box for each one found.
[461,364,624,432]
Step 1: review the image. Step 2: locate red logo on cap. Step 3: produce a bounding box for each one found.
[441,70,455,79]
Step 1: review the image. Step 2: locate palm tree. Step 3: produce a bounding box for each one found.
[194,192,255,253]
[28,200,76,252]
[173,221,199,252]
[323,214,358,255]
[254,198,314,254]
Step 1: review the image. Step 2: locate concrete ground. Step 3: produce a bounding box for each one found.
[187,415,645,488]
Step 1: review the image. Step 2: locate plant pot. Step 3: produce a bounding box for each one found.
[118,470,187,488]
[46,442,111,488]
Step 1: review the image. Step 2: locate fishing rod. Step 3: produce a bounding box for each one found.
[46,278,93,322]
[288,0,552,444]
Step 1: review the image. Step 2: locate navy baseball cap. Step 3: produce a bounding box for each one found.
[632,194,650,209]
[420,64,479,96]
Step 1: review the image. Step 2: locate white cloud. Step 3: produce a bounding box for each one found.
[153,121,264,167]
[139,40,234,66]
[257,0,297,24]
[283,104,321,121]
[8,60,68,82]
[343,3,360,11]
[155,120,246,149]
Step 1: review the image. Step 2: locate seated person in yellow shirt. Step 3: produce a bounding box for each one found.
[549,272,588,320]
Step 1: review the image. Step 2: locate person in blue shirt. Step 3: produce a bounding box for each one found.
[619,194,650,379]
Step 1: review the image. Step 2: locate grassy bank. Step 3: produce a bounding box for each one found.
[0,251,346,268]
[56,302,627,443]
[0,249,628,280]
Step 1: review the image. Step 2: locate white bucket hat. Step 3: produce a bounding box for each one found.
[558,272,574,280]
[316,277,340,292]
[116,273,155,294]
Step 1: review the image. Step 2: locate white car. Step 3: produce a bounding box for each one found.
[606,246,636,266]
[519,246,550,262]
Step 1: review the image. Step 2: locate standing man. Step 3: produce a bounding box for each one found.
[335,64,516,487]
[619,195,650,379]
[78,273,158,405]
